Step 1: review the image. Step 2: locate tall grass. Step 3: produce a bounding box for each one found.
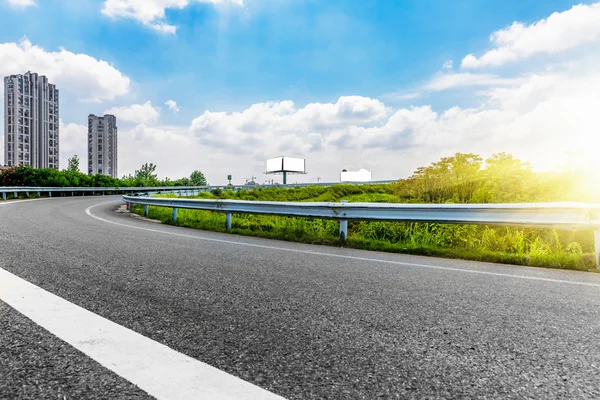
[131,185,597,272]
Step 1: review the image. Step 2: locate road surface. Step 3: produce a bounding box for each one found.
[1,196,600,399]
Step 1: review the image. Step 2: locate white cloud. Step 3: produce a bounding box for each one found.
[379,91,422,103]
[442,60,453,69]
[392,92,421,100]
[6,0,36,8]
[350,65,600,173]
[0,38,130,102]
[307,133,323,152]
[424,72,522,91]
[7,0,37,8]
[462,2,600,68]
[189,96,387,154]
[101,0,244,34]
[165,99,179,112]
[58,120,87,172]
[119,123,201,179]
[105,101,161,124]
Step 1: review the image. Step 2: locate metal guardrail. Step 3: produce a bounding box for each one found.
[0,186,203,200]
[0,180,397,200]
[123,195,600,267]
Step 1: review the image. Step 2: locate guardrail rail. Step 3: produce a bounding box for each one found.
[0,186,204,200]
[122,195,600,268]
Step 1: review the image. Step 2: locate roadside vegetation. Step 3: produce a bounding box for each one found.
[132,153,599,271]
[0,162,208,199]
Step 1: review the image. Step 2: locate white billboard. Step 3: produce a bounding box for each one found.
[266,157,284,173]
[266,156,305,173]
[282,157,305,173]
[341,169,372,182]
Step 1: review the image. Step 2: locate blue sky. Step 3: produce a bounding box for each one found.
[1,0,600,183]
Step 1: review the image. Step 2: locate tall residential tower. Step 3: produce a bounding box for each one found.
[88,114,118,177]
[3,72,59,169]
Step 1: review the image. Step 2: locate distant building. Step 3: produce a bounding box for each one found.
[88,114,118,178]
[341,168,372,182]
[3,72,59,169]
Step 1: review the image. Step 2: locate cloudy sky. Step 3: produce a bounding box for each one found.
[1,0,599,184]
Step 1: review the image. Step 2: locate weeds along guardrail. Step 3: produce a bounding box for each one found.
[122,195,600,268]
[0,180,398,200]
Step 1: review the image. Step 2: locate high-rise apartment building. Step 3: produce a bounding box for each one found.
[88,114,118,178]
[3,72,59,169]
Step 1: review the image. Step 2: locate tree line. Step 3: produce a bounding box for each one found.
[393,152,598,203]
[1,156,208,188]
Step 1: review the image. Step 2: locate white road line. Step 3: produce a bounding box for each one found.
[86,201,600,288]
[0,197,52,206]
[0,267,285,400]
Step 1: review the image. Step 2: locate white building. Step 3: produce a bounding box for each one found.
[88,114,118,178]
[341,168,372,182]
[3,72,59,169]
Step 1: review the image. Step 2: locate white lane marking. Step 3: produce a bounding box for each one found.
[0,267,285,400]
[87,201,600,288]
[0,197,53,206]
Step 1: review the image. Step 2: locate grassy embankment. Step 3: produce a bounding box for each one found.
[131,181,598,272]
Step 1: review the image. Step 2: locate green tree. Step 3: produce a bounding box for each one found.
[190,170,208,186]
[67,155,80,172]
[400,153,483,203]
[135,163,158,181]
[476,152,534,203]
[173,177,191,186]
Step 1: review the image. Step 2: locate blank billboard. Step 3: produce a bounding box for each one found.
[341,169,372,182]
[266,157,284,173]
[266,156,305,173]
[282,157,305,173]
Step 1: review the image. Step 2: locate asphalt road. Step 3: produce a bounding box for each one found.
[1,196,600,399]
[0,300,151,400]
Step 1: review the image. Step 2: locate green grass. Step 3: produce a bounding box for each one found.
[0,192,42,201]
[130,185,598,272]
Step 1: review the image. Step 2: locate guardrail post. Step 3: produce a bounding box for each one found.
[37,191,40,197]
[25,191,29,198]
[1,192,5,200]
[595,229,600,268]
[172,208,178,222]
[339,200,348,241]
[226,213,232,231]
[144,205,149,217]
[14,191,17,199]
[48,191,52,197]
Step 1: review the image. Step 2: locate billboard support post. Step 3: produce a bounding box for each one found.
[265,156,306,185]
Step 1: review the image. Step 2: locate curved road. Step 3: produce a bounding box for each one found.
[1,196,600,399]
